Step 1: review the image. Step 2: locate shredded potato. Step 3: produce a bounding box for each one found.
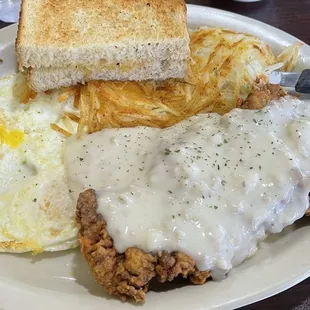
[277,43,302,72]
[20,88,37,104]
[71,28,299,135]
[58,87,76,103]
[73,87,81,109]
[64,112,80,123]
[13,75,37,104]
[50,123,72,137]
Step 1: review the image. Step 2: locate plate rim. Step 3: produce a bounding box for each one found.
[187,4,309,46]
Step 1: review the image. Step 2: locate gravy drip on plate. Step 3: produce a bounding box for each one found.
[65,97,310,278]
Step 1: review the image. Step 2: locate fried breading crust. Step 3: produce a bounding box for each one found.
[241,82,287,110]
[76,189,211,302]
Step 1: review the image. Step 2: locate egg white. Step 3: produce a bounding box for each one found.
[0,74,78,253]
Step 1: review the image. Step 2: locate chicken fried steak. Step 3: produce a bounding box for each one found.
[76,189,211,302]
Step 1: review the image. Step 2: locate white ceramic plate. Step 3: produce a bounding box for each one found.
[1,5,310,310]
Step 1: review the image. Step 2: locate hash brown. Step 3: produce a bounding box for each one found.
[75,28,299,135]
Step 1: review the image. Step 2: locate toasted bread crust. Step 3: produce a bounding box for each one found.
[76,189,211,302]
[16,0,27,70]
[16,0,190,69]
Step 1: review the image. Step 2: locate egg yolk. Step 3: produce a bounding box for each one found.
[0,125,24,148]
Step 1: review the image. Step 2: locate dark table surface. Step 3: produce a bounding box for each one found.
[1,0,310,309]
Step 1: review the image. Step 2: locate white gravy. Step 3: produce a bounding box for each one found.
[65,97,310,279]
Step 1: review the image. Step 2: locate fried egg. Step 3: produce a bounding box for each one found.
[0,74,77,253]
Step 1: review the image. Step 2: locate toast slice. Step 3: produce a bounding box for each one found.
[16,0,190,70]
[28,59,187,92]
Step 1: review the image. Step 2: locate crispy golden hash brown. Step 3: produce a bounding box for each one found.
[21,27,300,137]
[73,27,299,136]
[77,189,211,302]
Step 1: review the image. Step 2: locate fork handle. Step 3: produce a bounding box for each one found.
[295,69,310,94]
